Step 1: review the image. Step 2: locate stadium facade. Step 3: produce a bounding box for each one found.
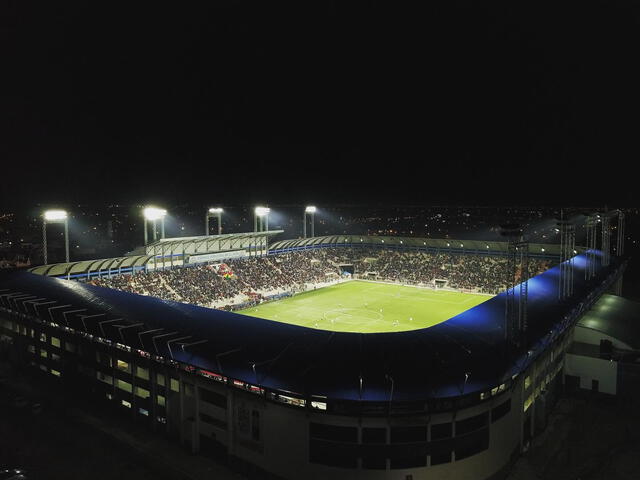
[0,233,627,480]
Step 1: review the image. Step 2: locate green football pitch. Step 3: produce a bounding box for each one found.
[237,280,492,333]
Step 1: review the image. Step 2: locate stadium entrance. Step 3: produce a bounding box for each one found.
[338,264,354,276]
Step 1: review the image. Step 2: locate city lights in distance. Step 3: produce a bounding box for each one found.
[44,210,67,221]
[143,207,167,220]
[255,206,270,216]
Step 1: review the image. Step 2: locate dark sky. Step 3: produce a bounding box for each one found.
[1,1,640,208]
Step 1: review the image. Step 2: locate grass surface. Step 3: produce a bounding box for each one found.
[237,280,492,333]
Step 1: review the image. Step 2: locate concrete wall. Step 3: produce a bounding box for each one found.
[573,325,632,350]
[565,353,617,394]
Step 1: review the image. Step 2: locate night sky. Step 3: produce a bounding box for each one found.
[2,1,640,208]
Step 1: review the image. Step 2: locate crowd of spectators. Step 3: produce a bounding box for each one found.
[90,248,554,308]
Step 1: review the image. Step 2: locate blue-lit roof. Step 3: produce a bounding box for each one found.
[0,251,623,403]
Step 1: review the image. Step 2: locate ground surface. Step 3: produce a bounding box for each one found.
[238,280,492,333]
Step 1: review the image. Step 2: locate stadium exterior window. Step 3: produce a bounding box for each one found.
[156,373,165,387]
[39,349,48,358]
[184,383,194,397]
[121,399,132,409]
[135,366,149,380]
[139,408,149,416]
[455,412,488,436]
[251,410,260,441]
[430,422,452,440]
[50,369,61,377]
[390,456,426,469]
[311,401,327,411]
[116,379,133,393]
[116,359,131,373]
[134,386,150,399]
[199,412,227,430]
[309,423,357,443]
[51,353,61,362]
[96,351,112,367]
[39,332,46,342]
[65,342,76,353]
[200,388,227,409]
[170,378,180,392]
[524,376,531,390]
[391,426,427,443]
[50,336,61,348]
[39,364,48,372]
[362,427,386,444]
[27,345,35,354]
[430,452,452,465]
[97,371,113,385]
[523,394,533,412]
[491,399,511,423]
[157,394,166,407]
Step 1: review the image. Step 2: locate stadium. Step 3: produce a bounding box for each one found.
[0,210,629,480]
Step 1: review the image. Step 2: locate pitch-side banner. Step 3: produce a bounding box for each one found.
[187,250,248,264]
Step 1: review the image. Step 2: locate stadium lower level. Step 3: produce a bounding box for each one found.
[0,241,627,479]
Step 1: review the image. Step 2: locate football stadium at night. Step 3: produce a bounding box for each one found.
[0,209,629,480]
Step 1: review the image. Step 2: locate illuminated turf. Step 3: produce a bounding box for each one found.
[237,280,493,333]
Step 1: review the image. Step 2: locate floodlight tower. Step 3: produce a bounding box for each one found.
[303,206,317,238]
[254,207,270,233]
[143,207,167,245]
[557,216,576,300]
[42,210,69,265]
[500,224,529,351]
[206,208,223,236]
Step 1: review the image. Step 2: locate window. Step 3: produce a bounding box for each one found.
[311,401,327,410]
[121,399,132,408]
[135,366,149,380]
[491,399,511,423]
[156,373,165,386]
[391,426,427,443]
[455,413,488,436]
[51,369,61,377]
[139,408,149,416]
[50,336,61,348]
[309,423,357,443]
[200,388,227,409]
[455,428,489,460]
[51,353,61,362]
[96,351,112,367]
[134,386,150,399]
[390,456,426,469]
[362,427,386,444]
[97,371,113,385]
[39,332,46,342]
[27,345,35,354]
[170,378,180,392]
[116,359,131,373]
[157,394,166,407]
[116,379,133,393]
[184,383,194,397]
[430,422,452,440]
[65,342,76,353]
[523,394,533,412]
[251,410,260,441]
[430,452,451,465]
[362,456,386,470]
[524,376,531,390]
[199,412,227,430]
[39,349,48,358]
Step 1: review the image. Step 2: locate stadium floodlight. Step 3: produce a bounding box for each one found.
[143,207,167,221]
[42,209,70,265]
[206,208,223,235]
[44,209,67,221]
[303,206,317,238]
[254,206,270,233]
[143,206,167,245]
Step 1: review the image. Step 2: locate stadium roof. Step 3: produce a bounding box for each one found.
[270,235,570,257]
[29,230,284,279]
[576,294,640,350]
[145,230,283,255]
[1,250,623,404]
